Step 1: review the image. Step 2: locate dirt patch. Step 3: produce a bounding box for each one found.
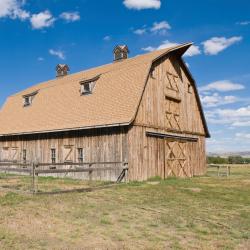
[182,187,202,192]
[147,181,160,185]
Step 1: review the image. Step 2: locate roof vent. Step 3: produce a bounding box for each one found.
[113,45,129,61]
[56,64,70,78]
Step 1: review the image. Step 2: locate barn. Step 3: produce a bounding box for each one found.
[0,43,210,181]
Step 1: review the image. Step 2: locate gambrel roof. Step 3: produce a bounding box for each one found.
[0,43,210,137]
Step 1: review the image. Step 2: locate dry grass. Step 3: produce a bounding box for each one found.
[0,165,249,249]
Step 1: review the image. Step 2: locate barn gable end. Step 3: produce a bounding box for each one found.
[128,50,208,181]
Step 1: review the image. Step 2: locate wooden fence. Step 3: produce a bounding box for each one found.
[0,161,128,194]
[207,164,231,177]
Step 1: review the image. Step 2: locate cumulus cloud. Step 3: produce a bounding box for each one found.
[134,28,147,35]
[150,21,171,34]
[205,106,250,127]
[0,0,30,20]
[30,10,55,29]
[202,36,243,55]
[134,21,171,35]
[200,80,245,92]
[184,45,201,57]
[236,133,250,139]
[200,93,238,107]
[142,40,201,57]
[123,0,161,10]
[49,49,65,60]
[59,11,80,22]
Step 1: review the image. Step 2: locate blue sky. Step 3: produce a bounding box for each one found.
[0,0,249,153]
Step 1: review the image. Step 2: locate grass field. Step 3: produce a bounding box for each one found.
[0,165,249,250]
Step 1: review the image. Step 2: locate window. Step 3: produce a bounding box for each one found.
[188,84,192,94]
[78,148,84,163]
[24,96,31,106]
[51,148,56,164]
[23,91,38,107]
[80,75,100,95]
[23,149,27,163]
[80,81,95,95]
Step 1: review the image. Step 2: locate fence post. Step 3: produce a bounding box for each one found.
[31,163,35,194]
[89,163,93,181]
[124,163,128,183]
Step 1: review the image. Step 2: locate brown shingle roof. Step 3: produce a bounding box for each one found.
[0,43,209,136]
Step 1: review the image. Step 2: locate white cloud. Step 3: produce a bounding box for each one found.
[123,0,161,10]
[200,80,245,92]
[142,40,178,52]
[232,121,250,127]
[103,35,111,41]
[59,11,80,22]
[134,28,147,35]
[200,93,238,107]
[30,10,55,29]
[134,20,170,35]
[37,57,44,61]
[0,0,30,20]
[184,45,201,57]
[236,21,250,26]
[206,105,250,127]
[236,133,250,139]
[49,49,65,60]
[142,40,201,57]
[202,36,243,55]
[150,21,171,34]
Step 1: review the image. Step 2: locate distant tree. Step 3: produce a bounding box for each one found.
[207,156,228,164]
[228,156,244,164]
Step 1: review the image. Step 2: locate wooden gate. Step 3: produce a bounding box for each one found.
[164,140,191,178]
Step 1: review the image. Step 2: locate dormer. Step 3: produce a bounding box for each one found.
[80,75,100,95]
[113,45,129,61]
[56,64,70,78]
[23,91,38,107]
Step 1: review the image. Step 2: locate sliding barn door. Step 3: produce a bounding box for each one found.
[164,140,191,178]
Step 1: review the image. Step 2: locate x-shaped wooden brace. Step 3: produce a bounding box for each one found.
[165,141,188,177]
[166,73,179,92]
[166,112,181,130]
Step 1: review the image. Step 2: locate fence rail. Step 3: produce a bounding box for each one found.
[207,164,231,177]
[0,161,129,194]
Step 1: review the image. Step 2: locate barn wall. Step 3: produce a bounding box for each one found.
[128,53,207,181]
[134,54,206,135]
[128,126,206,181]
[0,127,128,181]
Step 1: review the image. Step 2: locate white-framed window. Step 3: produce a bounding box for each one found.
[23,91,38,107]
[51,148,56,164]
[77,148,84,163]
[81,82,94,95]
[80,75,100,95]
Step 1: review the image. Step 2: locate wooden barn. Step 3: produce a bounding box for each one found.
[0,43,210,181]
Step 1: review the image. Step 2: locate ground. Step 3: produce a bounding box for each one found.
[0,165,249,250]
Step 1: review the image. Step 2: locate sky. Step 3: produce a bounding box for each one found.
[0,0,249,153]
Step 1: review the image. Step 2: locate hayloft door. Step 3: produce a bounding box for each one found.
[164,140,190,178]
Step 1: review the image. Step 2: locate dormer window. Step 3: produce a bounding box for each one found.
[23,91,38,107]
[80,75,100,95]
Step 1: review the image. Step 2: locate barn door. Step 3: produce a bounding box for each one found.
[164,140,190,178]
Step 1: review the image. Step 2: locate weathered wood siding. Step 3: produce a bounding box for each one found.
[128,54,207,180]
[0,127,128,181]
[134,54,205,135]
[128,126,206,181]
